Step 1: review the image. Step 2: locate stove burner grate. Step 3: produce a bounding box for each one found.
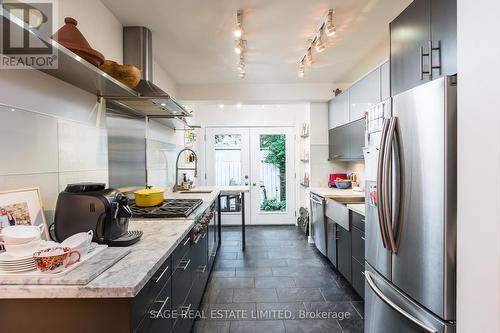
[130,199,203,218]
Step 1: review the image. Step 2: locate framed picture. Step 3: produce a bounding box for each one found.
[0,188,49,240]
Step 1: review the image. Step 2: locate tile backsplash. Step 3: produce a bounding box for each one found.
[0,105,109,225]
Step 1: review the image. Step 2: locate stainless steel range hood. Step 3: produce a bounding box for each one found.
[106,26,191,119]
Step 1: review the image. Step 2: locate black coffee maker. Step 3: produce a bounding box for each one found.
[53,183,142,246]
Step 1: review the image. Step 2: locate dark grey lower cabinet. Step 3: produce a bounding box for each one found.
[337,225,352,280]
[326,218,337,267]
[135,225,213,333]
[326,211,365,299]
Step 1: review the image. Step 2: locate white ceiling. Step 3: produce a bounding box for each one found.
[101,0,411,85]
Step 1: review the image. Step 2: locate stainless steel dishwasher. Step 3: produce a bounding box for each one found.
[310,193,327,256]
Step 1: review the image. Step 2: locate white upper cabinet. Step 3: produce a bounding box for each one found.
[349,67,381,121]
[328,91,349,129]
[381,61,390,101]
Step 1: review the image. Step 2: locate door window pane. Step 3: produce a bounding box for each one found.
[259,135,286,212]
[214,134,242,212]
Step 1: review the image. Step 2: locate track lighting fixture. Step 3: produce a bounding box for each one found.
[234,10,247,78]
[297,9,336,76]
[324,9,336,36]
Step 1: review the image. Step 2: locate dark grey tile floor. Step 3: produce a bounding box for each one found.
[194,226,364,333]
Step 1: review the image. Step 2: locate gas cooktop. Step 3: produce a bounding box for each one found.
[130,198,203,218]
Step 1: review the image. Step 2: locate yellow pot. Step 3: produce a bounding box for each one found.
[134,188,164,207]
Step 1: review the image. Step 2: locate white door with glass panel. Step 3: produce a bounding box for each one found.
[205,128,250,225]
[205,127,295,225]
[249,127,295,225]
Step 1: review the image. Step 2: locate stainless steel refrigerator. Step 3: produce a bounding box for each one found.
[363,76,457,333]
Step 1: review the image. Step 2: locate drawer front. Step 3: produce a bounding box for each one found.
[173,234,192,270]
[131,256,172,330]
[172,288,195,333]
[351,226,365,263]
[325,199,349,231]
[351,211,365,232]
[135,279,172,333]
[352,258,365,298]
[172,252,193,312]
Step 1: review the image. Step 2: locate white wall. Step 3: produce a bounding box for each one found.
[59,0,123,63]
[179,83,340,103]
[457,0,500,332]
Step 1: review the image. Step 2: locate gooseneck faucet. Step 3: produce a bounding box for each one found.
[173,148,198,192]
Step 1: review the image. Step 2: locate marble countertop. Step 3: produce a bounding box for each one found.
[309,187,365,199]
[346,203,366,217]
[0,188,222,299]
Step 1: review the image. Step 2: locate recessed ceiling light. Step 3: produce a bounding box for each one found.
[161,103,166,107]
[237,103,242,108]
[219,104,224,109]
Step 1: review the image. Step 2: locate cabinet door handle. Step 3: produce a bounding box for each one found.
[194,233,203,244]
[419,46,430,80]
[154,297,170,318]
[197,265,207,273]
[183,237,190,246]
[179,304,192,318]
[361,236,366,241]
[178,259,191,270]
[155,266,170,283]
[429,40,442,76]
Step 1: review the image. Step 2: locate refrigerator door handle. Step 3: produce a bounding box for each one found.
[392,117,405,252]
[383,117,404,253]
[382,117,397,252]
[364,271,438,333]
[376,119,390,249]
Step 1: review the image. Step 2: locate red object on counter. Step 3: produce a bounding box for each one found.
[329,173,348,188]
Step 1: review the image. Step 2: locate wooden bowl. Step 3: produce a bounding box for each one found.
[99,60,141,89]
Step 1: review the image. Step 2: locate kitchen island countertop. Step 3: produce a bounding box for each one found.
[0,188,225,299]
[309,187,365,199]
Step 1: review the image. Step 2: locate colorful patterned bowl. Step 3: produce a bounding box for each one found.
[33,247,80,273]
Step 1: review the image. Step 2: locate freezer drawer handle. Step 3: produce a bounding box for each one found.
[364,271,438,333]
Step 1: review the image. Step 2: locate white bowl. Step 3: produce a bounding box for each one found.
[4,237,41,257]
[61,230,93,257]
[0,225,44,245]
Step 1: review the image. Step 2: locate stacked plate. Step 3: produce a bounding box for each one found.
[0,252,35,273]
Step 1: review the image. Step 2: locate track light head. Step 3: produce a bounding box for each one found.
[325,10,336,36]
[315,34,326,53]
[305,48,313,65]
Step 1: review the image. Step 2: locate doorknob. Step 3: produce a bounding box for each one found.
[244,175,249,179]
[244,182,249,185]
[252,183,256,186]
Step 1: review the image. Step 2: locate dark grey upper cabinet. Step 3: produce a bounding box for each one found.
[391,0,456,96]
[329,126,349,160]
[348,119,365,160]
[329,119,365,161]
[390,0,431,96]
[431,0,457,77]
